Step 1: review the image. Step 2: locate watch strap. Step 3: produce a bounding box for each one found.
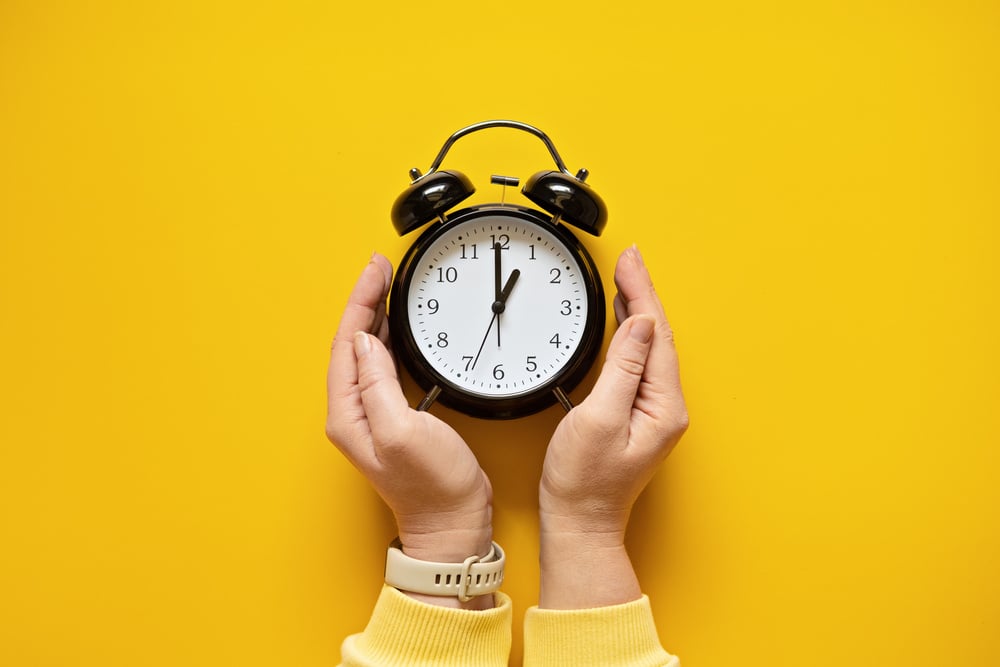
[385,539,505,602]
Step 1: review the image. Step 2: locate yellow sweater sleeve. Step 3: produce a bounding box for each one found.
[523,596,680,667]
[339,585,512,667]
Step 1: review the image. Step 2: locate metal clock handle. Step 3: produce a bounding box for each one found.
[416,120,576,180]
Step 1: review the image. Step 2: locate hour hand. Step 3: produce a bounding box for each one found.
[494,268,520,347]
[493,269,519,314]
[499,269,519,305]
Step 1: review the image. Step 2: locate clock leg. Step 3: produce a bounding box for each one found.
[415,385,442,412]
[552,386,574,413]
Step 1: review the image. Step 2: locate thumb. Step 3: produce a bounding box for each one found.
[587,315,655,416]
[354,331,410,443]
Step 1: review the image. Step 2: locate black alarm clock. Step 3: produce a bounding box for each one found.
[389,120,607,419]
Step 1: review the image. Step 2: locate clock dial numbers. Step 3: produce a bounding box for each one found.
[490,233,510,250]
[436,266,458,283]
[406,215,589,400]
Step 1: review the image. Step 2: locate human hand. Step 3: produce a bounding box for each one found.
[325,254,494,607]
[538,246,688,608]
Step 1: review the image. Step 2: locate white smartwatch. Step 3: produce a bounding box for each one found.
[384,538,505,602]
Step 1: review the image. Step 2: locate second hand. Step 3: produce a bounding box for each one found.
[470,312,498,372]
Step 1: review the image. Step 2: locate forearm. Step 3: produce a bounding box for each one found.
[532,518,677,667]
[538,512,641,610]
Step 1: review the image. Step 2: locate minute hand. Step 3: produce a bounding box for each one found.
[493,242,502,303]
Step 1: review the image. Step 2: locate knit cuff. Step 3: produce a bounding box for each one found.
[340,585,512,667]
[523,595,679,667]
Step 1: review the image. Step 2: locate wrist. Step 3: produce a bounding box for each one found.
[539,519,626,571]
[385,536,502,611]
[538,503,629,547]
[398,522,493,564]
[537,524,640,610]
[399,532,494,563]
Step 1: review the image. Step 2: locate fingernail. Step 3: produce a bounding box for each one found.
[629,315,655,343]
[353,331,371,357]
[629,244,645,266]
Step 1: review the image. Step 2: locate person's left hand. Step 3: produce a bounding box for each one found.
[537,246,689,609]
[325,253,494,579]
[539,246,688,537]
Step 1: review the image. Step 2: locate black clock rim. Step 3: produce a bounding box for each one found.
[389,204,606,420]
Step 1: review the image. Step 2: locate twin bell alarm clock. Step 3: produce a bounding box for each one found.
[388,120,608,419]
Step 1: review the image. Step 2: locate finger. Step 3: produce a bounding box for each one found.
[374,298,391,348]
[613,292,629,325]
[354,331,411,452]
[371,254,393,348]
[585,314,656,419]
[334,253,393,345]
[613,246,682,396]
[326,254,393,455]
[613,245,667,324]
[328,254,393,401]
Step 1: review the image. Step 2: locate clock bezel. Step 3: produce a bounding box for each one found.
[389,204,606,420]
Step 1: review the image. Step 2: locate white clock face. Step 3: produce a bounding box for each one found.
[404,214,591,399]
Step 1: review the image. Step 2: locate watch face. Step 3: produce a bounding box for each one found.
[391,206,604,418]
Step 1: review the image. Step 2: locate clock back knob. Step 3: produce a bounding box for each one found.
[522,170,608,236]
[391,170,475,235]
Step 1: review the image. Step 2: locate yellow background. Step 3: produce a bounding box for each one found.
[1,1,997,665]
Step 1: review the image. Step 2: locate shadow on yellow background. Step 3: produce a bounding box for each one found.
[1,1,997,665]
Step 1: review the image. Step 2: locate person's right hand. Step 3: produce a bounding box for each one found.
[325,254,494,608]
[538,246,688,609]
